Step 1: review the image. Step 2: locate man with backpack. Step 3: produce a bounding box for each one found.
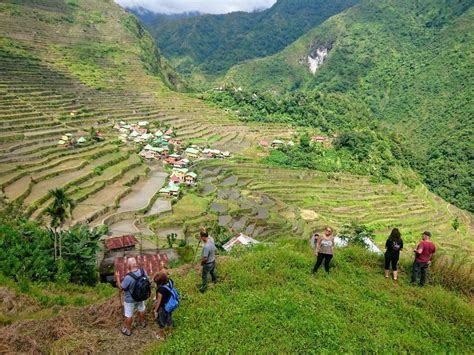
[153,272,179,340]
[120,257,151,336]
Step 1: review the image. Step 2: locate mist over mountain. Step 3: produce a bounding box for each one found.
[135,0,359,79]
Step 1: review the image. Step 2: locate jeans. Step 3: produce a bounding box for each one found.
[201,261,217,291]
[313,253,333,274]
[411,261,430,286]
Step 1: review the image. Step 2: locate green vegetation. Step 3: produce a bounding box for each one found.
[140,0,359,83]
[52,42,127,89]
[148,193,211,229]
[151,240,474,353]
[204,87,370,130]
[120,13,187,91]
[0,204,105,286]
[222,0,474,211]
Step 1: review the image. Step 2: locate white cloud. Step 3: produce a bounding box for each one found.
[114,0,277,15]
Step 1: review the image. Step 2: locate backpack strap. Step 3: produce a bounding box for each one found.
[127,271,139,280]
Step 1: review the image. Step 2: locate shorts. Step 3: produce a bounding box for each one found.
[124,301,146,318]
[156,306,173,328]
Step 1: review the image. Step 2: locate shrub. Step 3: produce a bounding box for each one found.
[338,222,375,249]
[430,253,473,297]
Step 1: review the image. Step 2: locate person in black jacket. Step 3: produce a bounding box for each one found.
[384,228,403,280]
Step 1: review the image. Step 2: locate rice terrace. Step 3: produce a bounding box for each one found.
[0,0,473,353]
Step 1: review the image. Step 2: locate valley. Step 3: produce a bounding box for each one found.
[0,0,472,353]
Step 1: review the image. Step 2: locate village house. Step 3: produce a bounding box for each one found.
[159,183,180,197]
[171,167,189,182]
[173,158,190,168]
[164,156,178,165]
[259,140,269,147]
[185,147,200,159]
[170,175,181,184]
[271,139,285,148]
[185,172,197,186]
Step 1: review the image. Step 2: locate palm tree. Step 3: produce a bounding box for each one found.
[45,188,73,260]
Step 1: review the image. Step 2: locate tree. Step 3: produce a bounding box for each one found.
[59,224,104,285]
[45,188,74,260]
[299,132,312,152]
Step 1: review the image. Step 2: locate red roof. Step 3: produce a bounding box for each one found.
[114,254,169,283]
[105,235,138,251]
[259,140,269,146]
[170,175,181,183]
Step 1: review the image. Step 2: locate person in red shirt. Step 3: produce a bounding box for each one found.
[411,231,436,286]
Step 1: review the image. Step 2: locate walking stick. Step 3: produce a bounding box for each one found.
[192,237,202,267]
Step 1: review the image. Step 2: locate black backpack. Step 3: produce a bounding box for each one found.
[128,269,151,302]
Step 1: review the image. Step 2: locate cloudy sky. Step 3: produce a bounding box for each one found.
[115,0,277,14]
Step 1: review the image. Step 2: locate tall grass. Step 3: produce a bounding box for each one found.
[430,253,474,297]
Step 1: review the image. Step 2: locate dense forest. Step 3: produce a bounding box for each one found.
[220,0,474,212]
[137,0,359,79]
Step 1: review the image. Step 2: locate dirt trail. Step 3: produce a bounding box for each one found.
[0,263,207,354]
[0,296,163,354]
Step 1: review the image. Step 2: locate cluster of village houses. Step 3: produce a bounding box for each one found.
[114,120,231,198]
[57,131,104,148]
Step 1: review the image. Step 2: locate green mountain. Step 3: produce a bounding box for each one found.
[223,0,474,212]
[139,0,359,81]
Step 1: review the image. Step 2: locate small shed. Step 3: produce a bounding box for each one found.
[105,235,139,252]
[223,233,260,251]
[271,140,285,148]
[77,136,87,144]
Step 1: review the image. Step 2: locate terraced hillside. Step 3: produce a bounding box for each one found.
[0,0,292,223]
[0,0,471,255]
[186,159,473,255]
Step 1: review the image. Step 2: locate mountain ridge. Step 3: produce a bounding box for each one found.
[222,0,474,211]
[136,0,359,84]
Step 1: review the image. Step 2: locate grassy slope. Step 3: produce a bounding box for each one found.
[152,241,473,353]
[225,0,474,212]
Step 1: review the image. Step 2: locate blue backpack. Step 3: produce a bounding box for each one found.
[163,279,180,313]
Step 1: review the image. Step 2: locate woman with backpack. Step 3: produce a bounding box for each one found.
[384,228,404,280]
[153,272,179,340]
[312,227,335,274]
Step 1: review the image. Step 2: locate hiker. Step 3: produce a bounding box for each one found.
[313,227,335,274]
[384,228,404,280]
[200,229,217,293]
[411,231,436,287]
[309,232,319,250]
[120,257,151,336]
[153,272,179,340]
